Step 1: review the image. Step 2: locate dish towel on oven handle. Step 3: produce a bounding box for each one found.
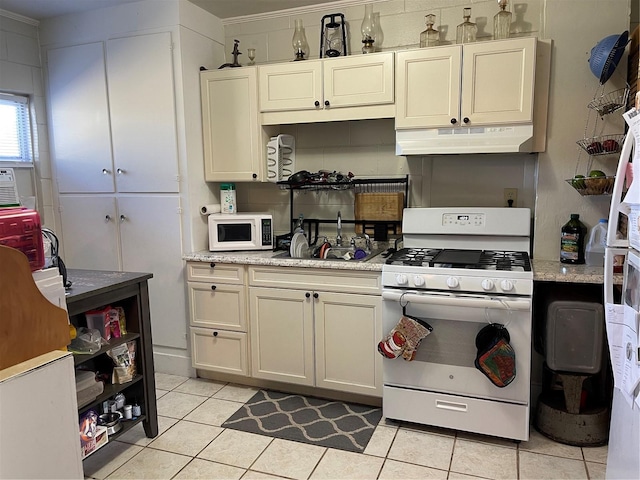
[474,323,516,388]
[378,316,433,361]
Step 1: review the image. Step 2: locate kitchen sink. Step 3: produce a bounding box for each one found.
[274,246,383,262]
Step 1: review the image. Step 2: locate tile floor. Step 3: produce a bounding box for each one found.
[83,373,609,480]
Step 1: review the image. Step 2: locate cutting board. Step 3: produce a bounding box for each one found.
[354,192,404,234]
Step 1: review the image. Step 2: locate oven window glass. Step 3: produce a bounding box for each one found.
[217,223,251,242]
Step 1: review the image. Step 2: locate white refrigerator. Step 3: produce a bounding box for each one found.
[604,106,640,480]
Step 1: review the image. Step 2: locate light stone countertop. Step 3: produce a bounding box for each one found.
[183,251,620,284]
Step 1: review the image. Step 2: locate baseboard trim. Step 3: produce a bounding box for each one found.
[154,349,194,377]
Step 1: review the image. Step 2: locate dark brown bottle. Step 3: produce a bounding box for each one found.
[560,214,587,264]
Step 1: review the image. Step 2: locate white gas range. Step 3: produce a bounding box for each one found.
[381,207,534,441]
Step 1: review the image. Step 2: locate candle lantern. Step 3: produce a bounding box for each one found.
[320,13,347,58]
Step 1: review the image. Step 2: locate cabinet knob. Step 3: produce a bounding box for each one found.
[305,292,311,298]
[313,292,319,299]
[117,168,125,175]
[210,262,215,268]
[314,101,320,107]
[105,215,111,222]
[450,118,457,124]
[463,117,470,124]
[119,214,127,222]
[211,285,217,291]
[102,168,111,175]
[252,173,257,179]
[324,100,330,107]
[213,331,218,337]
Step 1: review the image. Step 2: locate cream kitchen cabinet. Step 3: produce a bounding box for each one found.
[259,52,395,125]
[395,37,536,129]
[200,67,264,182]
[57,195,186,350]
[48,32,179,194]
[248,266,383,396]
[187,262,249,376]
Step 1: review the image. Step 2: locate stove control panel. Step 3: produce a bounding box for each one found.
[442,213,485,227]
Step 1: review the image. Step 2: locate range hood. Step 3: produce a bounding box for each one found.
[396,124,535,155]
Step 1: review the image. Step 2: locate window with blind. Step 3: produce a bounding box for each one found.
[0,93,33,163]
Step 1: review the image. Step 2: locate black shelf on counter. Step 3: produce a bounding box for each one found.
[78,374,144,416]
[73,332,140,366]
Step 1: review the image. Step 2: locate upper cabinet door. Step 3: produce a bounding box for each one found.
[106,32,179,193]
[48,43,115,193]
[324,52,394,108]
[201,67,262,182]
[461,37,536,126]
[395,46,462,129]
[258,60,323,112]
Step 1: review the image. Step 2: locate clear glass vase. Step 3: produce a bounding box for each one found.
[420,14,439,47]
[456,8,477,44]
[361,4,376,53]
[493,0,512,40]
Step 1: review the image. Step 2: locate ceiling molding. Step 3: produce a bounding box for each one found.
[0,8,40,26]
[221,0,385,26]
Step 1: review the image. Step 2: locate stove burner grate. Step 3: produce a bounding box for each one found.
[385,248,531,272]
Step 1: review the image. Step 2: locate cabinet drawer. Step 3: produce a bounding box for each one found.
[248,266,381,294]
[188,282,246,331]
[187,262,245,284]
[190,327,249,376]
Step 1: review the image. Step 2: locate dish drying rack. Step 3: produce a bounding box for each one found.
[267,134,295,183]
[568,84,628,196]
[275,175,409,247]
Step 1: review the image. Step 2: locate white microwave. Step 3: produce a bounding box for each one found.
[208,213,273,251]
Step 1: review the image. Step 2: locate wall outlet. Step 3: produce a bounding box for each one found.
[504,188,518,207]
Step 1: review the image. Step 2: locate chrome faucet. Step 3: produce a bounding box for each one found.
[336,211,342,246]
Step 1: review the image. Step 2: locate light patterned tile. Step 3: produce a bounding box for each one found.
[107,448,191,479]
[387,428,454,470]
[450,439,517,479]
[582,444,608,464]
[184,397,244,426]
[156,389,169,399]
[156,391,207,419]
[148,420,223,456]
[242,471,288,479]
[198,428,272,468]
[519,430,583,460]
[83,441,143,480]
[363,425,398,457]
[447,472,492,480]
[116,416,178,446]
[456,430,518,449]
[310,449,384,479]
[174,378,226,397]
[173,458,245,480]
[212,383,259,403]
[519,451,588,480]
[154,373,189,391]
[378,458,448,479]
[586,461,606,480]
[251,438,325,480]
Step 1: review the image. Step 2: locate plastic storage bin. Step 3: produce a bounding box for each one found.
[545,300,604,374]
[0,207,44,271]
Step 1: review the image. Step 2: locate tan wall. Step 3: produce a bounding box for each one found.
[223,0,631,259]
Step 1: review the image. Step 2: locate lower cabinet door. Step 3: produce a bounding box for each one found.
[248,287,314,386]
[190,327,249,376]
[315,291,382,396]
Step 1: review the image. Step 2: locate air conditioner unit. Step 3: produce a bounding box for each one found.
[0,168,20,207]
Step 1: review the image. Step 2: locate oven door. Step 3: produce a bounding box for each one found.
[382,289,532,404]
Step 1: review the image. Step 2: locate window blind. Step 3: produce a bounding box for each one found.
[0,93,33,163]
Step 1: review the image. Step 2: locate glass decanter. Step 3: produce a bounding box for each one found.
[361,4,376,54]
[493,0,512,40]
[456,8,477,44]
[292,19,309,61]
[420,14,439,47]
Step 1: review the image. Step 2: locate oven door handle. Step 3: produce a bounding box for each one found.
[382,290,531,311]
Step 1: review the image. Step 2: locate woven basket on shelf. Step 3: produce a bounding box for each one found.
[565,176,615,196]
[576,133,625,156]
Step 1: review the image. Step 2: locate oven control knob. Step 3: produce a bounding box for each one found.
[413,275,425,287]
[481,279,494,291]
[396,274,408,285]
[446,277,459,288]
[500,279,514,292]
